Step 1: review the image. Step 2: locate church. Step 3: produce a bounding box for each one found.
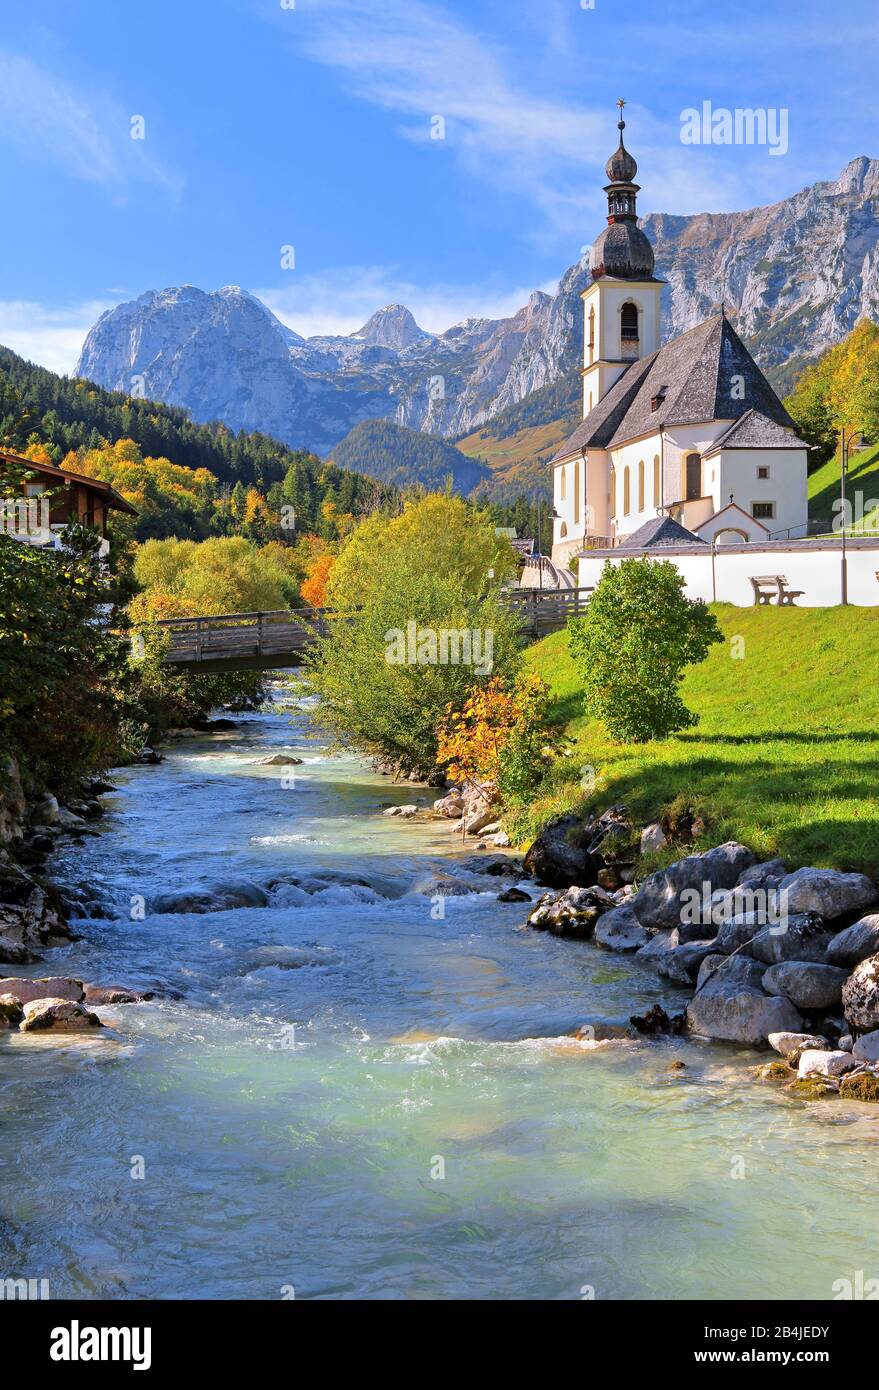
[550,107,810,570]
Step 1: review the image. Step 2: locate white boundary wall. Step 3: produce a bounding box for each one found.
[576,540,879,607]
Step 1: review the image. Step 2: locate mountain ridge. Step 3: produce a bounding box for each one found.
[74,155,879,466]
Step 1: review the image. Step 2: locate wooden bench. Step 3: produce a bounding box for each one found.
[749,574,804,606]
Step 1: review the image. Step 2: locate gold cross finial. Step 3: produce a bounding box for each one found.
[617,98,626,111]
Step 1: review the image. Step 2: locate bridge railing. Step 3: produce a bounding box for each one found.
[501,585,594,636]
[154,608,331,664]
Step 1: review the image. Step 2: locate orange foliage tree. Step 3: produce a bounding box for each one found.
[300,552,336,607]
[436,673,552,802]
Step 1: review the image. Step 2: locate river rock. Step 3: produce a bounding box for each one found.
[433,792,463,818]
[797,1048,858,1079]
[252,754,302,766]
[413,873,482,899]
[714,913,764,954]
[496,887,531,904]
[634,929,677,968]
[29,792,59,827]
[660,938,721,984]
[826,915,879,968]
[527,885,615,939]
[777,867,877,920]
[593,906,654,953]
[0,938,39,965]
[149,881,270,914]
[852,1030,879,1064]
[83,984,150,1005]
[686,953,803,1045]
[842,953,879,1030]
[19,997,103,1032]
[762,961,850,1010]
[522,815,602,889]
[749,914,834,965]
[0,862,71,950]
[695,954,728,989]
[768,1031,829,1058]
[639,822,667,855]
[0,976,84,1005]
[383,805,418,818]
[629,842,755,930]
[0,994,23,1029]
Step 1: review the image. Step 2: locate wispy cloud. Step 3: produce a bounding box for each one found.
[0,47,180,191]
[257,265,554,338]
[266,0,810,238]
[0,298,114,375]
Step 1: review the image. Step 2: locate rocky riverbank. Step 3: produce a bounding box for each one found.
[516,807,879,1101]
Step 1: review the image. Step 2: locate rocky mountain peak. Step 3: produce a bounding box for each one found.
[351,304,429,349]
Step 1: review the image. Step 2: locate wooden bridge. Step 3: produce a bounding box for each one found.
[151,587,593,672]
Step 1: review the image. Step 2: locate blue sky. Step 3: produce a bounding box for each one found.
[1,0,877,373]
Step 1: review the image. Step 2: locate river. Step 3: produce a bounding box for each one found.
[1,693,876,1300]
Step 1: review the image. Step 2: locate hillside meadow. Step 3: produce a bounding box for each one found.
[522,604,879,875]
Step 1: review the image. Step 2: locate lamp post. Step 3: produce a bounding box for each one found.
[839,426,864,605]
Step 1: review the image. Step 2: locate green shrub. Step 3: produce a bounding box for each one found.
[568,558,722,741]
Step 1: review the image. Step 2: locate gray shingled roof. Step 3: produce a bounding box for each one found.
[551,313,803,464]
[617,515,708,549]
[704,408,803,453]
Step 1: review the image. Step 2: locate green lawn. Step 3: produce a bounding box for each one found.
[522,605,879,875]
[809,443,879,531]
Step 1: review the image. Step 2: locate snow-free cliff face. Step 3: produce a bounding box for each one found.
[75,158,879,455]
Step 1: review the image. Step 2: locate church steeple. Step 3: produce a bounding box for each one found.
[590,101,655,281]
[581,103,663,418]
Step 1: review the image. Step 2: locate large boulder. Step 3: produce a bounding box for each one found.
[593,906,654,953]
[149,881,269,914]
[0,976,84,1005]
[686,953,803,1046]
[527,885,615,939]
[842,954,879,1031]
[762,961,849,1011]
[523,815,602,889]
[826,915,879,969]
[630,842,755,930]
[749,914,834,965]
[714,913,764,954]
[19,997,102,1032]
[777,867,877,920]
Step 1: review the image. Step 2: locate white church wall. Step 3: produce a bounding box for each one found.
[576,543,879,607]
[662,422,734,510]
[609,434,663,534]
[715,448,809,537]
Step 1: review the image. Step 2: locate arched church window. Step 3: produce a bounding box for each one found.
[560,465,566,502]
[685,453,702,500]
[574,459,580,525]
[588,307,595,365]
[623,465,631,516]
[620,302,639,358]
[653,455,661,507]
[609,464,616,517]
[559,521,568,539]
[638,460,645,511]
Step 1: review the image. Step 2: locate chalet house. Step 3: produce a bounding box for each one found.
[0,449,136,557]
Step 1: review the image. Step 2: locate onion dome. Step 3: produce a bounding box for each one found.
[590,101,655,281]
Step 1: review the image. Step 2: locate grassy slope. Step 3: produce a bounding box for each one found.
[809,443,879,529]
[456,418,572,489]
[523,605,879,875]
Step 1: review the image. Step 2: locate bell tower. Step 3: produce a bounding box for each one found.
[581,101,663,418]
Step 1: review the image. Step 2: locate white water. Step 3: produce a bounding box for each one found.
[1,697,877,1300]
